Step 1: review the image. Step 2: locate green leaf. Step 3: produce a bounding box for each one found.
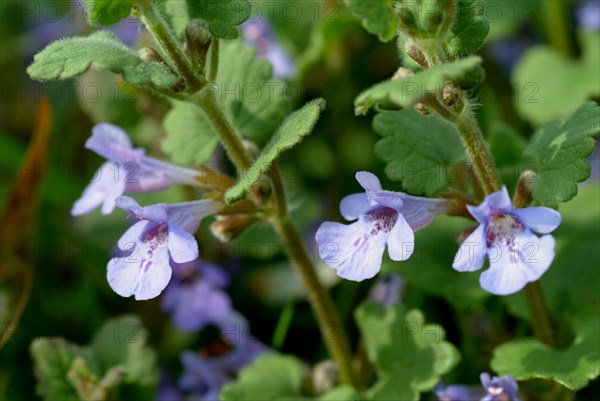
[445,0,489,57]
[187,0,251,39]
[225,98,326,203]
[373,109,466,196]
[27,31,177,89]
[354,56,482,115]
[220,354,308,400]
[82,0,134,25]
[30,339,99,401]
[343,0,398,42]
[162,100,220,164]
[89,315,158,387]
[491,317,600,390]
[320,385,365,400]
[215,40,291,144]
[356,303,460,400]
[524,101,600,208]
[513,30,600,125]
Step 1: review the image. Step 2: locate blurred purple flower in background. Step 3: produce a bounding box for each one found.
[242,19,296,79]
[576,0,600,30]
[72,124,205,216]
[452,187,561,295]
[316,172,448,282]
[161,260,232,332]
[368,273,406,307]
[433,381,473,401]
[480,373,521,401]
[107,196,221,300]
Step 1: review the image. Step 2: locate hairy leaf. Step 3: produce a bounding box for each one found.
[27,31,177,89]
[373,109,466,196]
[344,0,398,42]
[491,317,600,390]
[354,56,482,115]
[225,98,326,203]
[356,303,460,400]
[162,101,220,164]
[187,0,251,39]
[445,0,489,56]
[220,354,308,400]
[82,0,134,25]
[525,101,600,208]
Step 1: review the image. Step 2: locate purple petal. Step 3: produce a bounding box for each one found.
[168,225,199,263]
[480,231,555,295]
[369,190,404,211]
[453,224,487,272]
[86,123,144,163]
[107,221,172,300]
[315,220,388,281]
[355,171,382,192]
[167,200,222,231]
[401,204,434,231]
[71,162,126,216]
[142,157,201,186]
[468,186,512,224]
[178,352,228,393]
[511,207,561,234]
[386,214,415,261]
[339,193,373,221]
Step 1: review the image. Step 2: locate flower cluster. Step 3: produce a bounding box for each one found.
[316,172,561,295]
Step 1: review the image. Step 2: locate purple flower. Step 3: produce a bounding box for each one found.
[368,274,406,307]
[452,187,561,295]
[433,381,473,401]
[315,172,448,281]
[576,0,600,30]
[161,260,232,332]
[72,123,203,216]
[156,370,183,401]
[480,373,521,401]
[107,196,221,300]
[242,19,296,79]
[178,312,269,399]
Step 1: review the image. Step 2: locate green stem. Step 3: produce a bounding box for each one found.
[542,0,573,58]
[523,282,558,348]
[270,164,358,387]
[427,96,502,195]
[198,93,252,173]
[208,39,220,83]
[138,0,203,91]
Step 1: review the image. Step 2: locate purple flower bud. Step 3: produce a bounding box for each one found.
[452,187,561,295]
[315,172,448,281]
[368,274,406,307]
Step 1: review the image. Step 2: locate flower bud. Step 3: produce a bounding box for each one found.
[514,170,537,208]
[138,47,163,63]
[415,102,431,115]
[311,360,339,395]
[210,214,257,243]
[186,20,212,49]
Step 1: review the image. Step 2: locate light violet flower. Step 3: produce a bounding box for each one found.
[452,187,561,295]
[480,373,521,401]
[315,172,448,281]
[161,259,232,332]
[71,123,203,216]
[242,19,296,79]
[433,381,473,401]
[108,196,221,301]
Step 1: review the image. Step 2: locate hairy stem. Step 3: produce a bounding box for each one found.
[198,93,252,174]
[208,39,220,83]
[270,165,358,387]
[138,0,203,92]
[427,96,502,195]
